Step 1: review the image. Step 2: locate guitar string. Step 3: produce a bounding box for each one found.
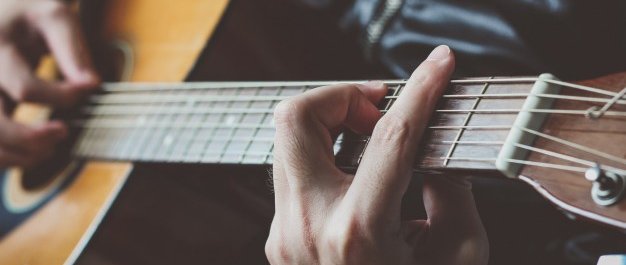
[518,126,626,166]
[81,82,626,117]
[74,76,620,172]
[334,136,626,175]
[80,77,626,121]
[72,143,587,174]
[513,143,626,175]
[430,157,588,173]
[89,76,623,105]
[71,121,515,129]
[76,107,626,117]
[86,92,626,105]
[75,124,626,176]
[73,118,625,168]
[586,86,626,119]
[73,147,594,175]
[97,77,619,97]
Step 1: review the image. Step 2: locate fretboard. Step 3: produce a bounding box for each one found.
[71,78,538,174]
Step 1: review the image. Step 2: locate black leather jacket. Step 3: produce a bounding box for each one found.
[339,0,626,79]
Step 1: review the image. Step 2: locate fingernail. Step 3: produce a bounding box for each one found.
[363,81,385,89]
[426,45,450,61]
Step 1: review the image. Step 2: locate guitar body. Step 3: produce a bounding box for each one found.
[0,0,229,263]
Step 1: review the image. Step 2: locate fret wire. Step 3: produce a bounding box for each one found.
[156,90,182,161]
[224,86,260,163]
[162,91,190,160]
[80,126,98,157]
[241,87,274,163]
[123,107,153,159]
[168,90,200,161]
[262,87,281,164]
[210,87,245,162]
[262,86,285,164]
[144,89,178,161]
[264,86,304,163]
[443,78,491,166]
[140,89,177,159]
[193,90,226,162]
[181,112,209,162]
[357,84,403,163]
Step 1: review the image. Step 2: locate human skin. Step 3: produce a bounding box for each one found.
[266,45,488,265]
[0,0,98,167]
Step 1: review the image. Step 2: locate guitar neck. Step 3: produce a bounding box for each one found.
[71,77,538,175]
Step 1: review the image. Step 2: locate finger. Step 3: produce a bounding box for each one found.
[422,176,482,227]
[272,82,387,194]
[348,45,455,220]
[421,175,488,264]
[27,0,99,85]
[0,43,89,106]
[0,148,38,168]
[0,114,67,159]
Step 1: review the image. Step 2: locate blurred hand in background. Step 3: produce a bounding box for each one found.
[0,0,99,167]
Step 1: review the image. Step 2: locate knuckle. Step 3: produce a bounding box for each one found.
[273,98,309,130]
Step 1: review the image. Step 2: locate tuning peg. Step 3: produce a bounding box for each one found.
[585,163,626,206]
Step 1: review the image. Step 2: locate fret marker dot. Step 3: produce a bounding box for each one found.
[137,116,147,125]
[163,135,174,146]
[225,115,237,125]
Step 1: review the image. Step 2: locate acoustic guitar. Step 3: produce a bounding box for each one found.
[1,0,625,264]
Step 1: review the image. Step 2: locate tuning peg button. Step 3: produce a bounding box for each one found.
[585,163,626,206]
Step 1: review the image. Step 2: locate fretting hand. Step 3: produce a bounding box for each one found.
[0,0,98,167]
[266,45,488,265]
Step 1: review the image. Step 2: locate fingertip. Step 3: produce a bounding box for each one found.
[425,45,451,61]
[361,81,386,90]
[358,81,388,103]
[418,45,456,72]
[73,70,101,89]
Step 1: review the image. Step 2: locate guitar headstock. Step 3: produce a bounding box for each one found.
[508,72,626,230]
